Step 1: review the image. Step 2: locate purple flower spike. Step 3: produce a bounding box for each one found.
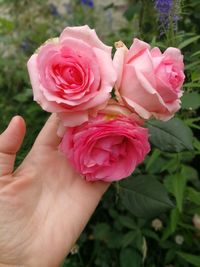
[81,0,94,8]
[155,0,173,27]
[154,0,181,32]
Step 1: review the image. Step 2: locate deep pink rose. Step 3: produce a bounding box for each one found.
[113,39,185,121]
[27,25,116,126]
[59,111,150,182]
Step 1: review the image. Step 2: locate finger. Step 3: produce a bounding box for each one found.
[34,113,61,148]
[0,116,26,176]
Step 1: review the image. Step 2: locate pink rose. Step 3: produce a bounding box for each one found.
[27,25,116,127]
[59,110,150,182]
[113,39,185,121]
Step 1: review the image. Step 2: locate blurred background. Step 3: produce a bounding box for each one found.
[0,0,200,266]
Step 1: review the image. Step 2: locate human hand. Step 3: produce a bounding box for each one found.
[0,115,109,267]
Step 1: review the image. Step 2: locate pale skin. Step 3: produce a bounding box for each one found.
[0,114,109,267]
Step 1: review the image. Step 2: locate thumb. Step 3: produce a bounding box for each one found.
[0,116,26,176]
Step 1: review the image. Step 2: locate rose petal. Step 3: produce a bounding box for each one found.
[60,25,111,55]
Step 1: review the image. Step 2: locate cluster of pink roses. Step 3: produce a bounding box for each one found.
[27,25,185,182]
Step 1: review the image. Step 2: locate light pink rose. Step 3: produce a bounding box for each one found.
[59,110,150,182]
[27,25,116,127]
[113,39,185,121]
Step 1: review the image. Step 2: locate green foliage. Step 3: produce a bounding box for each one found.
[0,0,199,266]
[120,248,142,267]
[177,252,200,266]
[182,92,200,110]
[146,118,194,152]
[119,175,173,219]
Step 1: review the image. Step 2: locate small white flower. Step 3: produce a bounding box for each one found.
[175,235,184,245]
[151,218,163,231]
[70,244,79,255]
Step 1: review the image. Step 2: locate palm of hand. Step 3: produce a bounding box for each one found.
[0,115,108,267]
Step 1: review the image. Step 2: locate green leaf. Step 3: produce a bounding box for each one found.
[146,118,194,152]
[194,138,200,152]
[177,252,200,266]
[106,231,124,249]
[119,175,174,219]
[165,249,177,264]
[121,230,140,248]
[161,223,172,241]
[93,223,111,241]
[191,50,200,57]
[170,208,180,233]
[178,35,200,49]
[145,149,161,172]
[171,171,187,213]
[142,229,159,241]
[183,81,200,88]
[181,92,200,109]
[187,187,200,205]
[161,157,178,173]
[118,216,138,230]
[178,222,196,231]
[182,165,200,188]
[120,248,142,267]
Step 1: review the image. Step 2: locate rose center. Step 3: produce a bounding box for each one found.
[62,66,82,85]
[53,64,83,86]
[169,70,180,90]
[91,136,127,165]
[165,64,181,90]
